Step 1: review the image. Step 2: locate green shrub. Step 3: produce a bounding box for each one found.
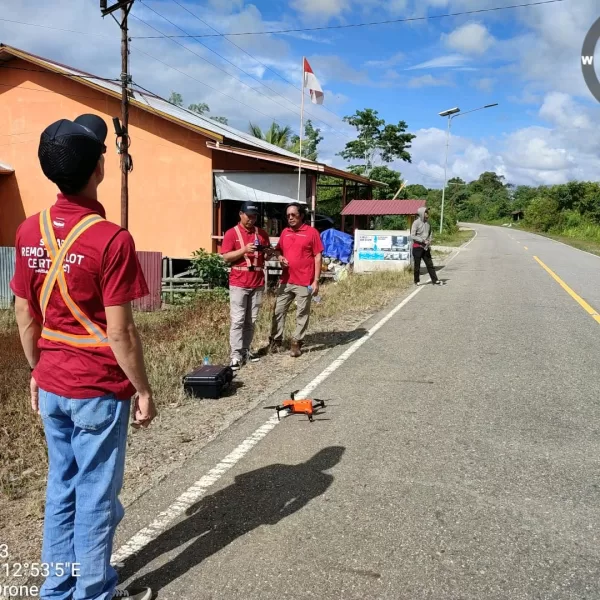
[190,249,229,289]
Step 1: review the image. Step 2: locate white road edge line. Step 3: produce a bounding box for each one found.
[111,230,478,566]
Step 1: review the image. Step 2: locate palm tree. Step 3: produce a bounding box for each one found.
[248,122,293,149]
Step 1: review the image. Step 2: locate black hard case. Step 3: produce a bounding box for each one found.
[182,365,234,399]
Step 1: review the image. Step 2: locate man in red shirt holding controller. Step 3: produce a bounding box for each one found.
[11,114,155,600]
[269,202,324,357]
[221,201,271,370]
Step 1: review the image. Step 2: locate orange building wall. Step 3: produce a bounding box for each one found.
[0,58,214,257]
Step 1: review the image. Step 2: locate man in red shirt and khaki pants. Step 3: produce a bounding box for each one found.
[11,115,156,600]
[270,202,324,357]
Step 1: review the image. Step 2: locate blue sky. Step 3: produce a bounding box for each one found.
[1,0,599,186]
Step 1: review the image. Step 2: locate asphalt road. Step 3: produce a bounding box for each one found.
[116,224,600,600]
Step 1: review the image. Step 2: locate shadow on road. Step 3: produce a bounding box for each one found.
[414,264,446,276]
[255,328,368,355]
[119,446,345,594]
[302,327,368,352]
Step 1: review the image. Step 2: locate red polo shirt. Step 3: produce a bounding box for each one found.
[221,225,270,289]
[277,224,324,287]
[10,193,149,400]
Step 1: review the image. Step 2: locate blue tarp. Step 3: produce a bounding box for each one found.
[320,228,354,264]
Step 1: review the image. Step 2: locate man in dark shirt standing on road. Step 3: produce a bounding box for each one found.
[11,114,156,600]
[269,203,324,357]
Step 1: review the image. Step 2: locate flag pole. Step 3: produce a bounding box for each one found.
[297,56,305,206]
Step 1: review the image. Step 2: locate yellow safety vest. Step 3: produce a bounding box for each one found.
[38,209,110,348]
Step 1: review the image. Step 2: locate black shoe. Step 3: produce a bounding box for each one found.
[244,350,260,363]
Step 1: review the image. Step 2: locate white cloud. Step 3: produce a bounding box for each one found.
[407,74,451,88]
[508,89,542,105]
[386,0,410,15]
[307,54,372,85]
[406,54,470,70]
[538,92,593,130]
[474,77,495,92]
[207,0,245,12]
[502,128,574,171]
[365,52,405,68]
[442,22,495,55]
[291,0,351,22]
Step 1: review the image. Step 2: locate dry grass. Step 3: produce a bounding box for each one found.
[0,312,48,502]
[0,269,411,505]
[533,233,600,257]
[434,229,475,247]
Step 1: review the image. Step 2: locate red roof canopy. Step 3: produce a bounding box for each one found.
[341,199,426,216]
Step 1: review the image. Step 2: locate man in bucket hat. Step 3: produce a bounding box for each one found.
[11,114,156,600]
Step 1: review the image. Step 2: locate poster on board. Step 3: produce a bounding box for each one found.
[357,233,409,261]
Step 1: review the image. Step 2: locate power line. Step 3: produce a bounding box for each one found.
[0,63,119,82]
[132,2,352,141]
[0,17,108,38]
[166,0,351,135]
[131,0,567,39]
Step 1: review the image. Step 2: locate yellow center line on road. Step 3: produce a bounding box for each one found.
[534,256,600,325]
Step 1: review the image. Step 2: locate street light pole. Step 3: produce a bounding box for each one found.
[440,115,452,234]
[438,103,498,234]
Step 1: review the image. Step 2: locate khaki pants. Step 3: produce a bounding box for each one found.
[270,283,312,342]
[229,286,263,361]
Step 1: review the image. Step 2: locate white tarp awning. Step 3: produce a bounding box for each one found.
[214,172,307,204]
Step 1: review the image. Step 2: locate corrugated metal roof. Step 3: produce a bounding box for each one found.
[341,199,426,216]
[138,93,307,160]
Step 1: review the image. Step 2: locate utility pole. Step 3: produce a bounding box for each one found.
[100,0,134,230]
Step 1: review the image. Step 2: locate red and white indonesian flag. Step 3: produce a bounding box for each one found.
[303,58,324,105]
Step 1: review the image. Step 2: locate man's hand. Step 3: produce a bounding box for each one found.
[279,255,289,267]
[311,280,320,296]
[132,392,157,429]
[30,376,39,414]
[244,242,257,254]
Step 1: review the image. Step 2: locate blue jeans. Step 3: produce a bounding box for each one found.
[39,389,131,600]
